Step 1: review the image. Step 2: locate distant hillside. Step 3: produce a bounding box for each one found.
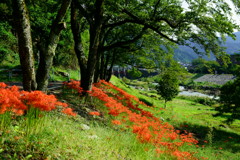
[174,32,240,63]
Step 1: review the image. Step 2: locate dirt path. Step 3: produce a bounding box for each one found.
[5,81,64,91]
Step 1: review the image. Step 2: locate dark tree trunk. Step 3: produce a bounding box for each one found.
[80,0,104,91]
[12,0,37,91]
[106,51,116,82]
[99,53,106,80]
[102,52,110,80]
[36,0,72,91]
[71,1,87,82]
[94,26,105,83]
[94,57,100,83]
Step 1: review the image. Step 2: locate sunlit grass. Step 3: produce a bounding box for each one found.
[110,76,240,160]
[1,76,240,159]
[0,110,160,159]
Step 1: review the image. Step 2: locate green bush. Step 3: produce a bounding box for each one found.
[214,77,240,123]
[156,71,179,108]
[194,97,216,106]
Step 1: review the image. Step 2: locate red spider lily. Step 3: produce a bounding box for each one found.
[62,108,77,116]
[0,82,75,116]
[65,80,200,159]
[111,120,121,125]
[89,111,101,116]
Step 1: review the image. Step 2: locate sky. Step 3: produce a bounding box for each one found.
[182,0,240,25]
[226,0,240,25]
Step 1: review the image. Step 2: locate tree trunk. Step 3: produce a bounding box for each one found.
[99,53,106,80]
[94,57,100,83]
[71,1,87,82]
[12,0,37,91]
[102,53,110,80]
[106,51,116,82]
[36,0,72,91]
[80,0,104,91]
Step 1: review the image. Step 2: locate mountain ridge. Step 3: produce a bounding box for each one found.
[174,32,240,63]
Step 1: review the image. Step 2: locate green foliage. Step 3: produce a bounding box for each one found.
[215,77,240,123]
[190,57,240,75]
[190,58,221,74]
[127,68,142,79]
[0,22,18,64]
[156,71,180,107]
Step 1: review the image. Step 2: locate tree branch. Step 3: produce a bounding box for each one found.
[75,0,93,24]
[103,27,147,51]
[152,0,161,18]
[122,9,179,43]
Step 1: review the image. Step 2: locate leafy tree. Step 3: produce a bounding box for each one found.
[11,0,72,91]
[214,77,240,123]
[2,0,240,93]
[72,0,238,92]
[12,0,37,91]
[190,58,221,74]
[156,71,180,108]
[127,67,142,79]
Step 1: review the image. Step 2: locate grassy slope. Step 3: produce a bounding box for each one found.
[110,76,240,160]
[1,108,157,160]
[1,76,240,159]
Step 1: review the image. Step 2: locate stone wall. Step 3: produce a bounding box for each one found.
[194,74,236,85]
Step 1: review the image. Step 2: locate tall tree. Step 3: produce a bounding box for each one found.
[70,1,87,83]
[156,71,180,108]
[12,0,37,91]
[73,0,238,92]
[12,0,72,91]
[36,0,72,90]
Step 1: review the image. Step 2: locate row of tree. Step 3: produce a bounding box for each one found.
[1,0,240,92]
[189,58,240,75]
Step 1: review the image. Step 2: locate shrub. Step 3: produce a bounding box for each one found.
[214,77,240,123]
[194,97,216,106]
[156,71,179,108]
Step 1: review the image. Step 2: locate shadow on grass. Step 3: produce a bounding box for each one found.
[177,122,240,153]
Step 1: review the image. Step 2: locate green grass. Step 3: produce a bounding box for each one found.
[0,85,161,159]
[1,75,240,159]
[50,67,80,81]
[0,110,159,159]
[110,76,240,160]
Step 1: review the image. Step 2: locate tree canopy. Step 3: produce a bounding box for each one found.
[156,71,180,108]
[0,0,240,91]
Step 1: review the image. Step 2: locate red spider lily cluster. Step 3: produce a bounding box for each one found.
[65,80,200,160]
[0,82,76,116]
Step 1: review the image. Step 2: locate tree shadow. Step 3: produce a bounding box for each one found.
[176,122,240,153]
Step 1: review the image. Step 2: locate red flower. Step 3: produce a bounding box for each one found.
[0,82,7,88]
[64,80,199,159]
[62,108,77,116]
[89,111,100,116]
[112,120,121,125]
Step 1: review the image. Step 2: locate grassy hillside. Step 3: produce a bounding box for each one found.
[0,76,240,159]
[111,76,240,159]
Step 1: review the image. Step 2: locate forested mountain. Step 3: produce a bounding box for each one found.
[174,32,240,63]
